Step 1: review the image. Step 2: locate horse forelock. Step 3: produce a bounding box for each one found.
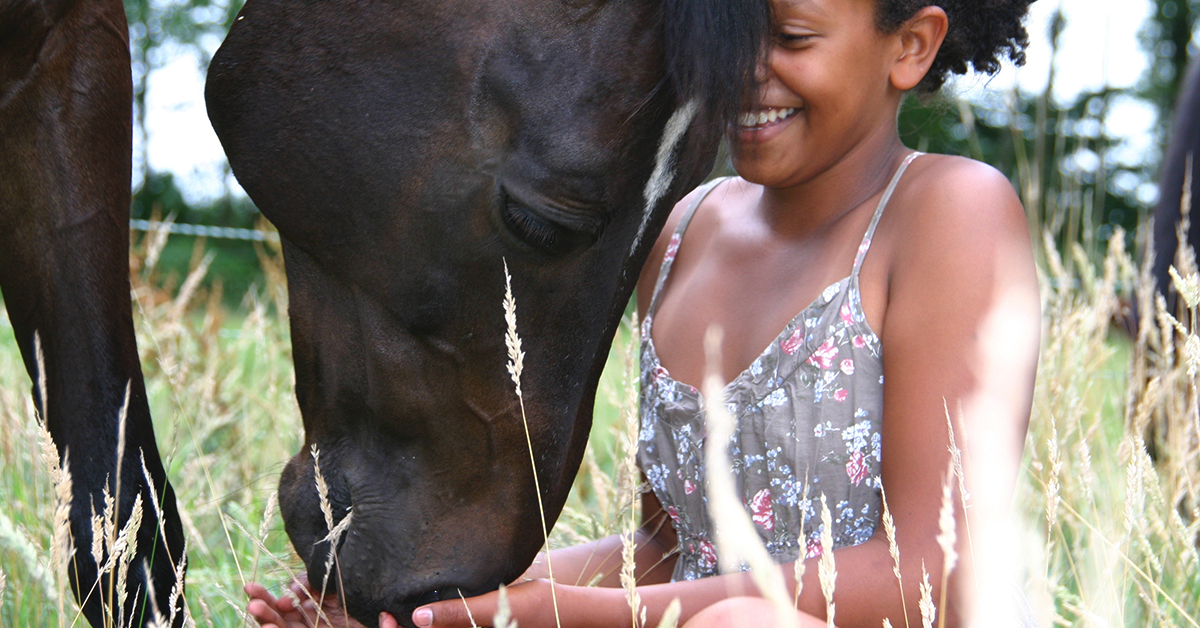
[629,100,698,258]
[662,0,771,129]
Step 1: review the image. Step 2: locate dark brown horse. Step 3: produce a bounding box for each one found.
[0,0,185,625]
[1153,57,1200,309]
[3,0,767,626]
[206,0,767,625]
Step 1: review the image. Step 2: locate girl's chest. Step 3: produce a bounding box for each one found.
[652,234,873,388]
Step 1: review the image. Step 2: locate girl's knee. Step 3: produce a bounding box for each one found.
[683,597,827,628]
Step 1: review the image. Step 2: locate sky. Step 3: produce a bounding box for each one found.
[137,0,1160,205]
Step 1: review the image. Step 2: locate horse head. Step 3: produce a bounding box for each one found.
[206,0,765,623]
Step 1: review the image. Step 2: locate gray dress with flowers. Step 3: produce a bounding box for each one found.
[637,153,921,581]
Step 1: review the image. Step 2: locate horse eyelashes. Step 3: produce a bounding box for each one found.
[502,199,564,251]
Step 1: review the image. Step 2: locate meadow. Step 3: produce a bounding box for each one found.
[1,182,1199,627]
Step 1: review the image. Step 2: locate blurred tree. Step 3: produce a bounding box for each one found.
[123,0,262,305]
[1140,0,1198,117]
[123,0,245,191]
[890,3,1195,267]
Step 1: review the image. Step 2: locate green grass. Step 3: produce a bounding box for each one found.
[1,231,1198,627]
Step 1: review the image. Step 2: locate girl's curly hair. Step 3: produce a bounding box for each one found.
[876,0,1037,93]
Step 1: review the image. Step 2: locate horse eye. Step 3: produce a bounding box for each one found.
[498,190,595,255]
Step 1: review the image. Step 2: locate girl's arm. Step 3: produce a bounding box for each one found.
[518,490,680,588]
[793,155,1040,626]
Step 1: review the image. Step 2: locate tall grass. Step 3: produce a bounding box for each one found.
[1,198,1199,626]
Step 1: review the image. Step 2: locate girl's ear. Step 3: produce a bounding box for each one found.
[890,6,948,91]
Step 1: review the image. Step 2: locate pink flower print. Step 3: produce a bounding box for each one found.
[852,334,868,349]
[857,238,872,258]
[840,359,855,375]
[684,479,697,495]
[781,329,804,355]
[664,233,681,263]
[845,450,869,486]
[667,505,681,524]
[697,540,718,570]
[806,536,823,559]
[833,388,848,402]
[840,303,854,326]
[806,337,839,369]
[652,365,669,383]
[749,489,775,531]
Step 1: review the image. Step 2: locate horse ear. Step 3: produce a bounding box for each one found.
[890,5,948,92]
[662,0,772,129]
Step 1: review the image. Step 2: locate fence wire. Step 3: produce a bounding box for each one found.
[129,219,280,243]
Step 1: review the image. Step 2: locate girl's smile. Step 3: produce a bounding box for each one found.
[734,106,802,144]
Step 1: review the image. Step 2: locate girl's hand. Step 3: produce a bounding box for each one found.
[245,573,398,628]
[411,579,572,628]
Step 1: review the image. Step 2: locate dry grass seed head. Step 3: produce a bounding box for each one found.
[1045,420,1063,535]
[818,493,837,628]
[879,484,909,628]
[654,599,682,628]
[793,475,809,611]
[618,314,644,627]
[501,260,561,628]
[113,493,145,615]
[0,509,58,599]
[934,462,957,628]
[493,584,515,628]
[700,326,797,627]
[918,562,935,628]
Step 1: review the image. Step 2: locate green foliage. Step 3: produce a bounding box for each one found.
[1139,0,1199,116]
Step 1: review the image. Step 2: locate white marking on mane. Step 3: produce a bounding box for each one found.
[630,100,699,258]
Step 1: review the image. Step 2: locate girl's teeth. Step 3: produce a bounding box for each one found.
[739,108,797,128]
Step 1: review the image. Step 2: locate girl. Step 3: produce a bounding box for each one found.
[247,0,1040,626]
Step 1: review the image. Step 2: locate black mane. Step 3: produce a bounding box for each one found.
[663,0,771,129]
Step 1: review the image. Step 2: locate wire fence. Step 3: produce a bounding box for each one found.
[129,219,280,243]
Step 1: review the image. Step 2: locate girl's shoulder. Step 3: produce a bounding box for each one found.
[885,153,1030,256]
[896,153,1025,225]
[876,152,1037,321]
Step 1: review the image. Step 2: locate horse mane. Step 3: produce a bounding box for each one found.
[662,0,771,130]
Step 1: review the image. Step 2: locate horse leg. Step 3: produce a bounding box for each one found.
[0,0,186,625]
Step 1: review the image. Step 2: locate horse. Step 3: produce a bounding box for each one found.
[3,0,769,625]
[1153,56,1200,312]
[0,0,186,625]
[205,0,771,624]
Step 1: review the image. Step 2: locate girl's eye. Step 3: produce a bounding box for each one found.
[776,33,814,46]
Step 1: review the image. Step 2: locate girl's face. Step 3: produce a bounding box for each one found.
[731,0,905,187]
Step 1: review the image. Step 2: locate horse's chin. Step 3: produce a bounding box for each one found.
[277,439,538,627]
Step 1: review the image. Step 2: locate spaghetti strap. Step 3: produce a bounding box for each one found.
[851,151,922,276]
[646,177,732,318]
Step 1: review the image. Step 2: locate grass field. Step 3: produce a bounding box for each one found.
[0,220,1198,626]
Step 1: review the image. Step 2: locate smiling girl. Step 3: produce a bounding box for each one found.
[248,0,1040,626]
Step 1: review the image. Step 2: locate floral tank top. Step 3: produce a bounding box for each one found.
[637,152,921,581]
